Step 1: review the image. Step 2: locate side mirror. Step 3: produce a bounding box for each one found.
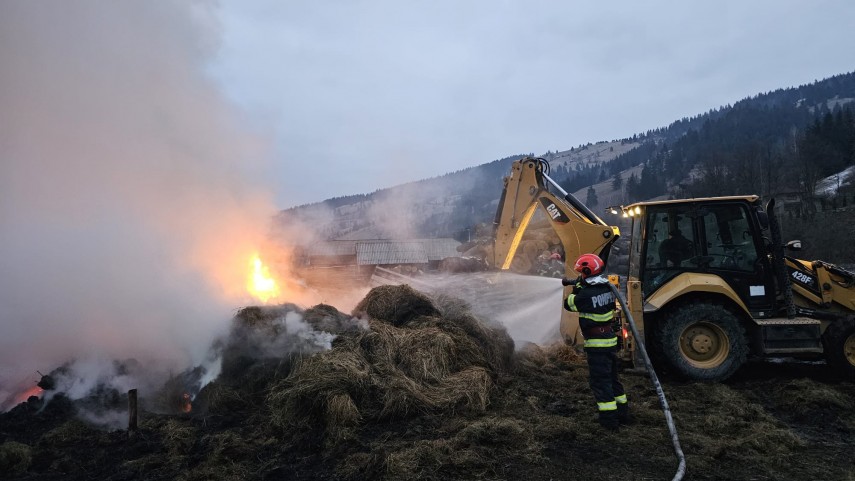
[785,240,802,251]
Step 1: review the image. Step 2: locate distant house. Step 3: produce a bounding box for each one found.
[297,238,462,283]
[775,191,820,218]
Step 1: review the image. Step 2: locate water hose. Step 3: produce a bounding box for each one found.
[607,283,686,481]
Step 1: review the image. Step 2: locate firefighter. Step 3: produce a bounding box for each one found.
[563,253,631,430]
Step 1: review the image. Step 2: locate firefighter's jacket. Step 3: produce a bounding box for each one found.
[563,275,617,349]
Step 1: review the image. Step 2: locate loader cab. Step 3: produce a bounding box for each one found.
[627,196,777,315]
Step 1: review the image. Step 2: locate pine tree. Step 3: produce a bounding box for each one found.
[586,186,598,207]
[612,172,623,190]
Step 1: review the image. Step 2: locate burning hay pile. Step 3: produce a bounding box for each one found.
[266,284,514,441]
[194,301,367,418]
[2,284,854,480]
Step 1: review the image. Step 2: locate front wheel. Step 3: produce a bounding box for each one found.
[823,317,855,380]
[655,303,748,381]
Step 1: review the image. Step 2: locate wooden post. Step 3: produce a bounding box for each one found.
[128,389,138,432]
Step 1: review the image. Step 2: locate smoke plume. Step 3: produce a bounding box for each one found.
[0,2,281,407]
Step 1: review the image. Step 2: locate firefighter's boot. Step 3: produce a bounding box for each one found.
[617,403,635,425]
[598,412,620,431]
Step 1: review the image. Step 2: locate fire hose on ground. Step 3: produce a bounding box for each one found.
[607,282,686,481]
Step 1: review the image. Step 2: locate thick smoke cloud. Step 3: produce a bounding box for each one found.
[0,2,279,406]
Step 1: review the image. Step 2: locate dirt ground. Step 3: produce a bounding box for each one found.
[1,289,853,481]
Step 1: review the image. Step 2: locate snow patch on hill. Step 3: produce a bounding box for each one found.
[816,165,855,196]
[543,140,641,171]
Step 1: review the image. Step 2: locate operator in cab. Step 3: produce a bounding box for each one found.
[659,228,694,267]
[563,254,631,430]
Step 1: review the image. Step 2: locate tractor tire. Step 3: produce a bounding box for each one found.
[822,317,855,380]
[655,303,748,381]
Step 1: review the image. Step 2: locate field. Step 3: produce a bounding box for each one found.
[1,285,853,481]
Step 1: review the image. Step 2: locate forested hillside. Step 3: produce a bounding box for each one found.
[555,72,855,203]
[277,71,855,263]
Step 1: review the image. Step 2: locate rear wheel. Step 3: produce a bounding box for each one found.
[822,317,855,380]
[655,303,748,381]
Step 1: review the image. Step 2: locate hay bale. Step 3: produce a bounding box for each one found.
[232,304,302,334]
[304,304,364,335]
[192,381,248,416]
[326,393,361,428]
[269,322,494,433]
[427,295,515,373]
[0,441,32,477]
[379,366,492,418]
[432,367,491,412]
[267,347,372,430]
[387,325,457,382]
[268,288,516,441]
[397,317,487,374]
[352,284,439,326]
[221,305,299,381]
[219,303,338,388]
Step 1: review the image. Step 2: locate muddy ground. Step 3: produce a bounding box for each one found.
[1,288,853,481]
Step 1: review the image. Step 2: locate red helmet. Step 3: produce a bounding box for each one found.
[574,253,604,278]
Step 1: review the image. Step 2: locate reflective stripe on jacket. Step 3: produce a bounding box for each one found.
[564,275,617,349]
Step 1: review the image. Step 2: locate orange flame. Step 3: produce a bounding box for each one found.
[247,253,280,303]
[13,386,44,406]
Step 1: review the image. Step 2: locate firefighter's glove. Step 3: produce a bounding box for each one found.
[561,277,579,287]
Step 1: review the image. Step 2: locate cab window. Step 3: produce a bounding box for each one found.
[642,207,697,295]
[701,204,758,272]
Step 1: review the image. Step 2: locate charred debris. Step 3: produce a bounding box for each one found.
[1,285,853,480]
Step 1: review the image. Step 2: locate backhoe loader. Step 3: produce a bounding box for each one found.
[493,157,855,380]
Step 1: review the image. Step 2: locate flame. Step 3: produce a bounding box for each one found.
[13,386,44,406]
[247,253,280,303]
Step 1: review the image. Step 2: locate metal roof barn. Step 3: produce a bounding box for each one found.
[419,238,461,261]
[356,241,429,265]
[305,240,358,257]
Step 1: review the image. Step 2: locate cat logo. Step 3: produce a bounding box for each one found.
[539,198,571,223]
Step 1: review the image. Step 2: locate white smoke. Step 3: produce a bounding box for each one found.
[0,2,280,408]
[283,311,337,351]
[32,357,169,428]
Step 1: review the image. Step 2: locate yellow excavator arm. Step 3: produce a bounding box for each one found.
[493,157,620,276]
[492,157,620,345]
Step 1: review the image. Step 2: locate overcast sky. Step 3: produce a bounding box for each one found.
[209,0,855,208]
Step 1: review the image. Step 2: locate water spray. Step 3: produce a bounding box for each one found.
[547,277,566,294]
